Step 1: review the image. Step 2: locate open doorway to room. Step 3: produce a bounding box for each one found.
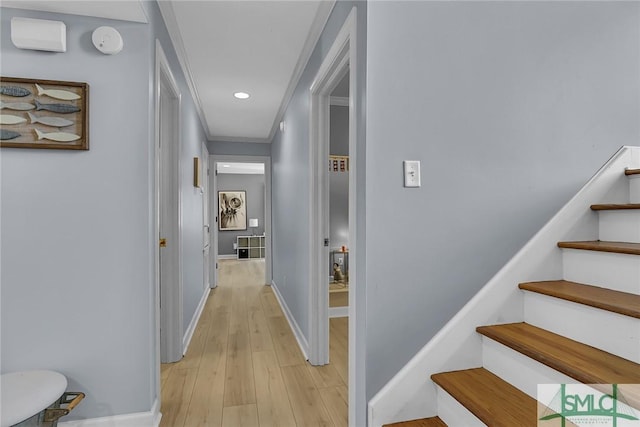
[328,74,350,388]
[210,156,272,288]
[309,7,358,424]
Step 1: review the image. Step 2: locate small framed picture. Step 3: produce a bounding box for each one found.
[193,157,201,187]
[329,155,349,172]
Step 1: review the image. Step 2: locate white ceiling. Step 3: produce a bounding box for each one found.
[160,1,333,143]
[3,0,335,144]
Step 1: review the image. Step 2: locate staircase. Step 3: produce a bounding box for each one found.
[375,155,640,426]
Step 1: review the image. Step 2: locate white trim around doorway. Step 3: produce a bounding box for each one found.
[153,38,184,401]
[155,39,184,363]
[308,7,359,426]
[210,155,273,287]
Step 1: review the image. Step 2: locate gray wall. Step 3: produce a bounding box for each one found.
[270,1,368,424]
[330,105,349,156]
[217,173,266,255]
[330,105,349,250]
[0,1,208,420]
[365,0,640,404]
[208,140,271,157]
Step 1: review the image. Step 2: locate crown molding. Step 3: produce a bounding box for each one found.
[157,1,214,141]
[1,0,149,23]
[266,0,336,143]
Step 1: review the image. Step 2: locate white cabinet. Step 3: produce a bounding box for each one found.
[237,235,265,260]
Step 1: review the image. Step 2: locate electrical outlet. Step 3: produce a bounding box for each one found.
[403,160,421,187]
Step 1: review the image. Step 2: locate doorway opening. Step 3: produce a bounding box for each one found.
[328,75,350,320]
[309,7,358,425]
[155,40,183,367]
[210,155,272,287]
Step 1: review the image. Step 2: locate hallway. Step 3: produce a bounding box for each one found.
[160,259,348,427]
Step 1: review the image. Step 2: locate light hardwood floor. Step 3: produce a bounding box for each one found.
[160,259,348,427]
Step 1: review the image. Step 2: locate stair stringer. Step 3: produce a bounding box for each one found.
[368,145,638,427]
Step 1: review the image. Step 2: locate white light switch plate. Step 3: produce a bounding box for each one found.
[403,160,421,187]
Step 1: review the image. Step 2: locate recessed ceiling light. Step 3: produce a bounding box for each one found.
[222,164,230,168]
[234,92,250,99]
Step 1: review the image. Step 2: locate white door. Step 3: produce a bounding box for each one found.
[202,142,211,289]
[157,43,183,364]
[211,158,218,287]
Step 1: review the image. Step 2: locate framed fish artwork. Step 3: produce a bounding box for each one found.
[0,76,89,150]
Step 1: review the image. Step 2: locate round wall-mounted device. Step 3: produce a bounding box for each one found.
[92,26,123,55]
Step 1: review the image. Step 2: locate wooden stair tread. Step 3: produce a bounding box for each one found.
[557,240,640,255]
[519,280,640,319]
[476,322,640,386]
[431,367,536,426]
[383,417,447,427]
[591,203,640,210]
[625,169,640,176]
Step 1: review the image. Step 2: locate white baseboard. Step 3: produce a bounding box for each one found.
[152,397,162,427]
[218,254,237,260]
[329,307,349,318]
[183,287,210,355]
[271,280,310,360]
[59,398,160,427]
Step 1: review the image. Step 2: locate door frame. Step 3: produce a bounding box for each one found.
[308,8,358,423]
[154,40,184,368]
[210,155,272,286]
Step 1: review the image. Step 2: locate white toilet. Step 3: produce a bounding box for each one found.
[1,371,84,427]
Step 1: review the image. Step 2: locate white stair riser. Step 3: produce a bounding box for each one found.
[482,341,628,418]
[482,338,578,399]
[436,384,486,427]
[629,175,640,203]
[562,249,640,295]
[598,210,640,243]
[523,292,640,363]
